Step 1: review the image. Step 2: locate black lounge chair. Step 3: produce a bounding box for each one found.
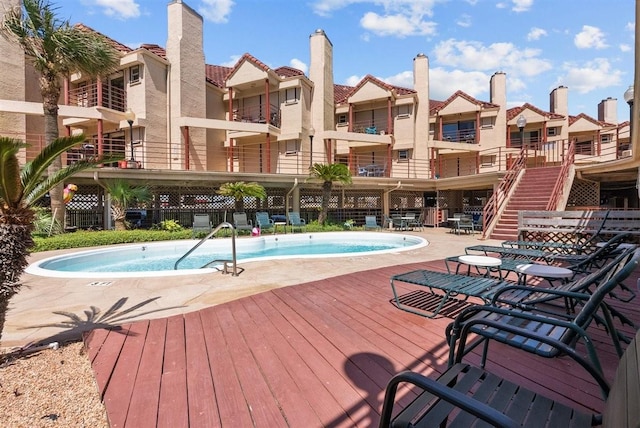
[379,329,640,427]
[446,248,639,367]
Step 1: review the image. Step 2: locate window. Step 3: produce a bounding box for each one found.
[285,140,299,154]
[575,140,593,155]
[480,117,494,129]
[285,88,299,104]
[480,155,496,167]
[398,149,410,161]
[547,127,557,136]
[396,105,411,118]
[338,114,347,124]
[442,120,475,142]
[129,65,141,84]
[600,134,612,143]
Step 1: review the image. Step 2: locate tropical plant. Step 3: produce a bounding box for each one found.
[308,163,352,225]
[217,181,266,213]
[102,180,151,231]
[0,134,122,343]
[1,0,121,228]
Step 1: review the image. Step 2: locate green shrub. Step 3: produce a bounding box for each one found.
[32,229,192,252]
[152,219,184,232]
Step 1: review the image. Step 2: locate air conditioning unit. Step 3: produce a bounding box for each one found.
[621,149,633,157]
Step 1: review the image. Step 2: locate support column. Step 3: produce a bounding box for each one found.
[182,126,190,170]
[266,133,271,173]
[97,119,103,155]
[348,104,353,132]
[387,97,392,134]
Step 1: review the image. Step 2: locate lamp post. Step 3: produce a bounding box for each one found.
[309,126,315,166]
[516,114,527,147]
[124,108,136,165]
[624,84,634,140]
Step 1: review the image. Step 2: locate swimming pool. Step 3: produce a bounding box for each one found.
[26,232,428,278]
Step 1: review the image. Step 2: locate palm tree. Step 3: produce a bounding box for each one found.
[308,163,352,225]
[102,180,151,231]
[1,0,121,228]
[0,134,122,343]
[217,181,267,213]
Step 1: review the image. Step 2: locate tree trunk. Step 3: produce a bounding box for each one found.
[42,78,65,228]
[319,182,332,225]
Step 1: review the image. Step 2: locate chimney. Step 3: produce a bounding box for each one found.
[597,97,618,124]
[489,71,507,108]
[413,53,430,161]
[309,29,335,134]
[549,86,568,116]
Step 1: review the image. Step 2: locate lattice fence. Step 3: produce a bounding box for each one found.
[566,178,600,208]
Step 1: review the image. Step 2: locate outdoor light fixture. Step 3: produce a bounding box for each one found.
[624,85,634,138]
[309,126,315,166]
[516,114,527,146]
[124,108,136,162]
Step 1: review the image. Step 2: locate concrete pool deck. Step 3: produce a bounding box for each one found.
[2,228,500,348]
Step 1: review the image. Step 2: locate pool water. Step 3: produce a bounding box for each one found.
[27,232,427,278]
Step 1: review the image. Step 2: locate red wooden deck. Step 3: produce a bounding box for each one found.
[84,259,640,427]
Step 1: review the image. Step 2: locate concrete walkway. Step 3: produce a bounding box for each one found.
[2,227,499,348]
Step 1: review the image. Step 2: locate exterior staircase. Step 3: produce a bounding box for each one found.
[489,166,563,241]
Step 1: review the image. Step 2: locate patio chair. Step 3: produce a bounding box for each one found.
[287,212,306,233]
[457,215,476,234]
[255,211,275,234]
[232,212,254,233]
[379,329,640,428]
[364,215,381,231]
[192,213,212,238]
[446,248,640,368]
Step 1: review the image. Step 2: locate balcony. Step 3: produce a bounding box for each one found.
[68,81,126,112]
[343,119,390,135]
[439,129,477,143]
[231,104,280,127]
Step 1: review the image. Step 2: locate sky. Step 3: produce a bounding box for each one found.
[56,0,635,122]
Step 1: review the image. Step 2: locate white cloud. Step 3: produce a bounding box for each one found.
[574,25,608,49]
[428,68,490,99]
[345,75,363,86]
[555,58,623,94]
[198,0,234,23]
[527,27,547,41]
[626,22,635,32]
[92,0,140,19]
[620,44,632,52]
[290,58,308,74]
[220,55,241,68]
[360,12,437,37]
[456,14,472,28]
[512,0,534,12]
[433,39,552,77]
[383,71,414,88]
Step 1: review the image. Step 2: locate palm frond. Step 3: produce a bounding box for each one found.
[0,137,26,207]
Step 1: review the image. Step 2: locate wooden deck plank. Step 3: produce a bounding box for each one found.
[91,325,131,396]
[102,320,149,428]
[83,327,110,364]
[214,301,289,426]
[183,311,219,427]
[157,315,188,428]
[125,318,167,428]
[234,296,324,427]
[198,307,254,427]
[85,261,640,428]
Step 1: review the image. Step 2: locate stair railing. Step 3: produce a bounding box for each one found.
[174,222,239,276]
[546,139,575,211]
[481,147,527,238]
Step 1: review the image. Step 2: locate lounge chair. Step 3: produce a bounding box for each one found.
[287,212,306,233]
[457,215,475,234]
[255,211,275,234]
[232,212,253,233]
[379,329,640,427]
[364,215,381,231]
[446,247,639,367]
[192,213,212,238]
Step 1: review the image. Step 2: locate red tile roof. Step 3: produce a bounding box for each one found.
[274,66,305,78]
[430,90,499,114]
[205,64,233,88]
[74,23,132,53]
[506,103,565,121]
[140,44,166,59]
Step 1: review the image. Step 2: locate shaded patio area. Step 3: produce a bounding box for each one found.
[84,258,639,427]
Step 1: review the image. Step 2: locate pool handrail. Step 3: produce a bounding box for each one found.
[174,222,239,276]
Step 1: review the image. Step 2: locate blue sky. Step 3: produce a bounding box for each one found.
[64,0,635,122]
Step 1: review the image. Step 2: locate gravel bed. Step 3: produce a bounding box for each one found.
[0,341,108,427]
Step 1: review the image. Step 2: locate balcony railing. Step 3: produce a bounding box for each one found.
[231,104,280,127]
[439,129,477,143]
[345,119,390,135]
[68,81,126,112]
